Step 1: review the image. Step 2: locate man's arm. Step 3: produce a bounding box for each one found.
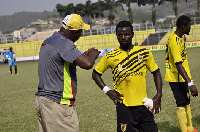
[152,70,162,114]
[4,52,8,58]
[74,47,100,70]
[92,71,123,105]
[176,63,198,97]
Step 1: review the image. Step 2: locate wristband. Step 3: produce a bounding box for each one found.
[188,80,194,87]
[103,86,111,94]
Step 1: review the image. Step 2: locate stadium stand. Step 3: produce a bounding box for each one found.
[159,24,200,44]
[141,32,167,45]
[132,29,155,46]
[75,29,155,51]
[0,24,199,59]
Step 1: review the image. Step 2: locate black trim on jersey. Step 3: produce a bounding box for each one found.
[181,51,186,58]
[151,68,160,74]
[113,53,148,76]
[113,48,147,71]
[176,37,180,45]
[106,50,121,59]
[175,62,182,82]
[178,72,180,82]
[165,43,168,54]
[124,52,149,68]
[114,63,146,88]
[175,61,183,65]
[114,60,147,83]
[113,53,148,81]
[93,69,102,76]
[105,47,149,87]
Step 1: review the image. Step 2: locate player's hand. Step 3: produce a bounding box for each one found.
[83,48,91,55]
[107,90,124,105]
[189,85,198,97]
[152,94,162,114]
[83,47,101,60]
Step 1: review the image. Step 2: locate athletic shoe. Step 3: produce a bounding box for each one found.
[187,129,198,132]
[11,74,13,75]
[15,73,18,75]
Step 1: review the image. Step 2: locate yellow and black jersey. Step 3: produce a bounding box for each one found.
[94,46,159,106]
[165,32,191,82]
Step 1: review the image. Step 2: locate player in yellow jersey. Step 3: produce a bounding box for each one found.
[92,20,162,132]
[165,15,198,132]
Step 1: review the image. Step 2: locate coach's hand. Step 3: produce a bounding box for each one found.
[152,94,162,114]
[83,47,101,60]
[189,85,198,97]
[107,90,124,105]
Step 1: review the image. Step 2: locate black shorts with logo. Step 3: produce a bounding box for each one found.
[169,82,190,107]
[116,104,158,132]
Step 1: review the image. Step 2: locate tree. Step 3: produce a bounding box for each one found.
[56,1,108,26]
[104,0,124,25]
[198,0,200,15]
[84,0,95,25]
[118,0,135,23]
[172,0,178,18]
[56,3,75,17]
[95,0,108,19]
[75,3,86,16]
[151,0,157,26]
[158,0,189,18]
[136,0,159,25]
[75,0,105,26]
[56,4,67,17]
[65,3,75,15]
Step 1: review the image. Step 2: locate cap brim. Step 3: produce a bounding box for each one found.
[82,23,90,30]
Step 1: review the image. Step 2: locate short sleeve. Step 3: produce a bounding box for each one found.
[146,51,159,73]
[169,38,182,64]
[57,40,82,64]
[94,54,109,75]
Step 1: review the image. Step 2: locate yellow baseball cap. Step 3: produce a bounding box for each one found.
[62,14,90,30]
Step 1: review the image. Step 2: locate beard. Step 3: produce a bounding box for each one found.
[120,42,132,50]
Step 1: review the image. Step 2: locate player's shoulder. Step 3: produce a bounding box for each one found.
[6,51,11,54]
[134,46,150,52]
[103,48,121,60]
[168,32,177,39]
[105,48,120,55]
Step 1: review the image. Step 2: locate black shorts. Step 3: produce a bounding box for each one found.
[116,104,158,132]
[169,82,190,107]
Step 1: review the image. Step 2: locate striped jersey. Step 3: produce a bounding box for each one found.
[94,46,159,106]
[165,32,191,82]
[36,32,82,106]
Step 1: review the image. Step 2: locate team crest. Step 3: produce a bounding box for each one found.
[138,55,143,62]
[118,64,125,71]
[120,123,127,132]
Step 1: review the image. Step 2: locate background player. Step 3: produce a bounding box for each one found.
[4,47,18,75]
[165,15,198,132]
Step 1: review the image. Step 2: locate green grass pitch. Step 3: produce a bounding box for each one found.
[0,48,199,132]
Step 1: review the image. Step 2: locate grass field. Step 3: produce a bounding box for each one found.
[0,48,200,132]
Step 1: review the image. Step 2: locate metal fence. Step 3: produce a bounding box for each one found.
[0,17,200,58]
